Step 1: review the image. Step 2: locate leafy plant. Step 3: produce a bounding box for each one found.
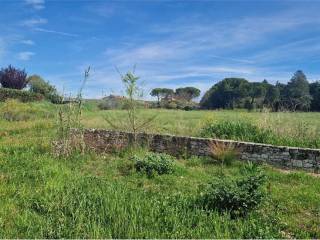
[0,65,28,89]
[200,120,275,144]
[133,152,175,177]
[197,162,267,217]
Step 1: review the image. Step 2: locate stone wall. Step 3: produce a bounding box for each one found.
[81,129,320,173]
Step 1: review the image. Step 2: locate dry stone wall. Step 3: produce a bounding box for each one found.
[81,129,320,173]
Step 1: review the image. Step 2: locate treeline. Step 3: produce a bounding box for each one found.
[200,70,320,111]
[0,65,61,103]
[150,87,201,110]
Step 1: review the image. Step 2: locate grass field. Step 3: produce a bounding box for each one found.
[83,103,320,148]
[0,100,319,238]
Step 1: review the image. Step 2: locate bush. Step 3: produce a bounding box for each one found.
[28,75,62,103]
[0,65,28,89]
[133,152,175,177]
[200,120,275,144]
[197,162,267,217]
[0,88,44,102]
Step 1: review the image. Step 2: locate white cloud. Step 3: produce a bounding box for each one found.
[17,51,35,61]
[21,39,35,45]
[39,5,320,99]
[21,18,47,28]
[25,0,45,10]
[34,28,79,37]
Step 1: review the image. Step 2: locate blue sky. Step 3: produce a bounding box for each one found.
[1,0,320,99]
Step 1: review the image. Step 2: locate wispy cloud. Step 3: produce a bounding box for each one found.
[21,39,35,45]
[25,0,45,10]
[34,28,79,37]
[21,18,47,27]
[17,51,35,61]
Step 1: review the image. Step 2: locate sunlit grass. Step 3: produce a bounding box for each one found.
[0,101,319,238]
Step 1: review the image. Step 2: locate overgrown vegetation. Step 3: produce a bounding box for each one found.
[200,119,320,148]
[0,88,44,102]
[0,99,52,121]
[0,101,319,238]
[201,120,275,144]
[54,67,90,157]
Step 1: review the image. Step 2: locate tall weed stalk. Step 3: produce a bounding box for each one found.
[54,67,90,156]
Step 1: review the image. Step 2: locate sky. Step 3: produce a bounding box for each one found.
[1,0,320,99]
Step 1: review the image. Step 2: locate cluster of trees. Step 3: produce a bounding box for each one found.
[150,87,201,104]
[0,65,61,103]
[200,70,320,111]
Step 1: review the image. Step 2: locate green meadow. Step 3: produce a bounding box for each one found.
[0,100,319,238]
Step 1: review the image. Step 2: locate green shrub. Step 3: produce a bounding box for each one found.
[28,75,62,103]
[197,162,267,217]
[133,152,175,177]
[0,88,44,102]
[200,120,275,144]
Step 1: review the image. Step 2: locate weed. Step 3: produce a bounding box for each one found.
[209,141,238,166]
[54,67,90,157]
[200,120,275,144]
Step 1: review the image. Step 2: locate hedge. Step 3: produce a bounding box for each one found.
[0,88,44,102]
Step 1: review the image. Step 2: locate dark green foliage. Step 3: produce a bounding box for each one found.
[310,81,320,111]
[150,88,174,102]
[150,88,162,105]
[200,78,250,109]
[264,85,280,110]
[28,75,62,103]
[200,120,275,144]
[133,152,175,177]
[175,87,201,101]
[199,71,320,112]
[197,163,267,217]
[0,65,28,89]
[248,82,267,107]
[0,88,44,102]
[286,70,312,111]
